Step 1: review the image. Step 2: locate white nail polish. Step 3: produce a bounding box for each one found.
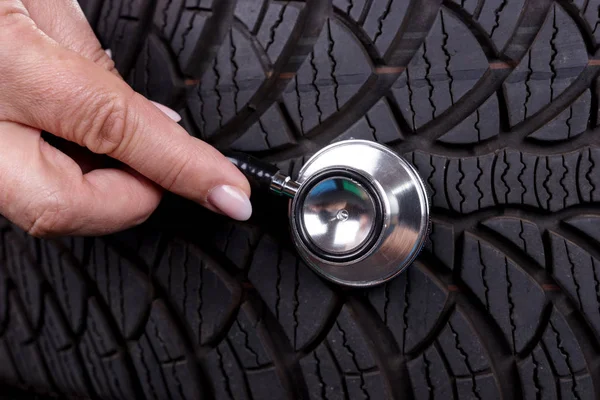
[207,185,252,221]
[105,49,112,59]
[151,101,182,122]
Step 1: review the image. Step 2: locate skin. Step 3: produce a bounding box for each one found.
[0,0,251,237]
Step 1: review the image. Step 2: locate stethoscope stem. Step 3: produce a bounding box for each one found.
[270,171,300,198]
[224,151,299,198]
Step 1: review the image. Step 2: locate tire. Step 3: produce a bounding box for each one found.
[1,0,600,399]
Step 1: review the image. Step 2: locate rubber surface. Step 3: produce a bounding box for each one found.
[1,0,600,399]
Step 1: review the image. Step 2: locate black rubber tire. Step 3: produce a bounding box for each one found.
[2,0,600,399]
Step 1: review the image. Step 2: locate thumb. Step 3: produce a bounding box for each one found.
[0,8,252,221]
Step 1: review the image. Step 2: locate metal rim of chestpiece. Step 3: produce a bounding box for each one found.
[288,140,430,287]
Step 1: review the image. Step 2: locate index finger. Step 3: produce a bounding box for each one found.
[0,12,252,219]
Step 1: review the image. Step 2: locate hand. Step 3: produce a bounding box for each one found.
[0,0,252,237]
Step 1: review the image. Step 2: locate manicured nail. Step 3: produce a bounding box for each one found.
[105,49,112,59]
[207,185,252,221]
[151,101,182,122]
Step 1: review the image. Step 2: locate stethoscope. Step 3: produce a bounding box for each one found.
[225,140,430,287]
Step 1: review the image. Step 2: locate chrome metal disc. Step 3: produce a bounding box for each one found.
[301,176,377,255]
[289,140,430,287]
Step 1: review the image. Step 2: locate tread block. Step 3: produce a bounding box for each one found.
[228,306,271,368]
[257,2,301,62]
[302,306,384,399]
[80,337,137,400]
[41,295,72,352]
[155,240,238,347]
[247,367,286,399]
[337,99,404,143]
[437,94,499,145]
[110,18,143,71]
[154,0,185,40]
[38,337,88,398]
[424,220,455,270]
[130,34,185,106]
[39,240,87,334]
[4,292,52,392]
[79,0,103,25]
[575,0,600,47]
[4,233,44,330]
[411,152,452,210]
[38,296,89,397]
[407,346,453,400]
[212,223,260,270]
[171,8,211,71]
[550,233,600,337]
[206,343,252,400]
[188,26,265,138]
[412,147,598,213]
[577,148,600,203]
[564,214,600,244]
[361,0,410,55]
[477,0,526,52]
[482,216,545,267]
[461,233,545,353]
[540,309,591,399]
[494,150,537,209]
[231,105,296,151]
[282,18,372,135]
[369,266,448,353]
[96,0,121,44]
[457,373,500,400]
[80,298,138,399]
[347,371,386,400]
[393,7,489,131]
[333,0,367,22]
[0,339,21,387]
[234,0,265,32]
[0,238,8,329]
[503,4,588,126]
[518,345,558,400]
[300,343,347,400]
[248,235,335,351]
[131,300,201,400]
[329,306,376,371]
[110,228,164,268]
[437,310,491,376]
[87,238,152,340]
[446,153,496,213]
[86,298,119,356]
[528,90,591,141]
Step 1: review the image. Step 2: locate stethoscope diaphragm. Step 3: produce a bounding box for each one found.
[225,140,430,287]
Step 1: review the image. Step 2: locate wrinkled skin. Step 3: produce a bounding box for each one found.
[0,0,252,237]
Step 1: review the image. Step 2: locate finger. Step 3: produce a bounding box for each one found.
[40,97,182,175]
[0,15,252,221]
[0,121,162,236]
[20,0,117,74]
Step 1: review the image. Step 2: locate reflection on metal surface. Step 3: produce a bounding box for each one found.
[289,140,430,287]
[301,176,377,255]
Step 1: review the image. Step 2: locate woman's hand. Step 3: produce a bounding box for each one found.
[0,0,252,237]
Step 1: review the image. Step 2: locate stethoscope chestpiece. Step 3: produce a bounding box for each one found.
[289,140,429,287]
[226,140,430,287]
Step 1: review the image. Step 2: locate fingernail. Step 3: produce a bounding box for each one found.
[151,101,182,122]
[208,185,252,221]
[105,49,112,59]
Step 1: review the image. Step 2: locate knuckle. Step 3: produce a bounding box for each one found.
[89,47,118,74]
[81,91,136,156]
